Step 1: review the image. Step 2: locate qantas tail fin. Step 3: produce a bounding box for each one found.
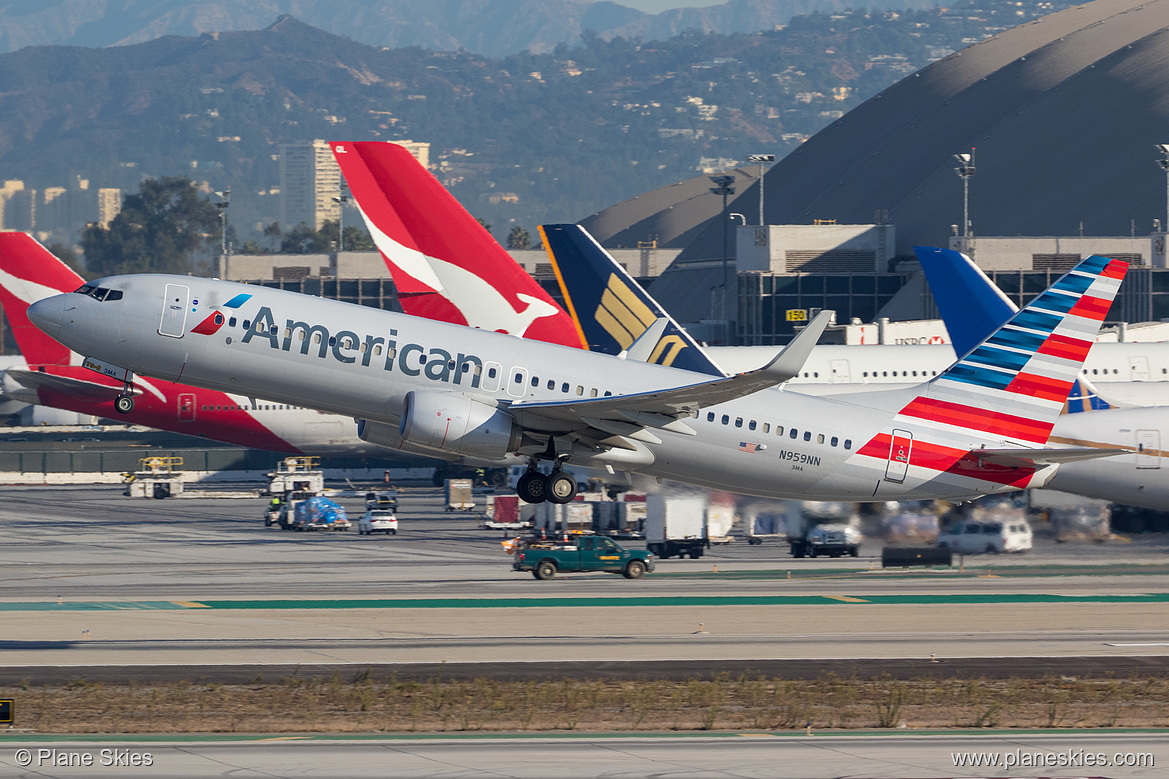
[897,255,1128,445]
[539,224,725,376]
[330,141,585,349]
[913,245,1017,356]
[0,232,83,367]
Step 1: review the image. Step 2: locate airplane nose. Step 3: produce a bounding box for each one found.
[27,295,66,339]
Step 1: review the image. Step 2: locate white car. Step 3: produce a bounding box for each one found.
[358,509,398,535]
[937,518,1032,554]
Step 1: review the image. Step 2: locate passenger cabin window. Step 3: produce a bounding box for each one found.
[734,417,743,428]
[789,428,798,439]
[763,423,770,433]
[803,431,812,442]
[721,415,729,425]
[547,380,555,390]
[748,420,757,431]
[707,412,715,422]
[831,436,838,447]
[776,426,784,436]
[844,439,852,450]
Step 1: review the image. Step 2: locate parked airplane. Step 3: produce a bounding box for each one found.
[0,232,414,458]
[28,254,1130,506]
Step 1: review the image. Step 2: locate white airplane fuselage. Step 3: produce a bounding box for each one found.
[30,273,1104,503]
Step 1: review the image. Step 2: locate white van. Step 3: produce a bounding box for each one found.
[937,518,1032,554]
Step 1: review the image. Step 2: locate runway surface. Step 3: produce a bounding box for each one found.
[1,484,1168,674]
[0,732,1162,778]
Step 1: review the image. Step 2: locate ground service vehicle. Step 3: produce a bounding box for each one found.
[358,509,398,535]
[937,517,1032,554]
[786,502,863,558]
[511,535,654,580]
[645,494,709,559]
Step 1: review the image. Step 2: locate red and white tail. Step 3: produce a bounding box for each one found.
[331,141,585,348]
[0,232,83,367]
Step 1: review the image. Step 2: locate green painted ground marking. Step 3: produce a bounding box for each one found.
[3,592,1168,612]
[655,563,1169,580]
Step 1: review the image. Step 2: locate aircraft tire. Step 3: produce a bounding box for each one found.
[516,472,547,504]
[115,395,134,414]
[546,472,577,504]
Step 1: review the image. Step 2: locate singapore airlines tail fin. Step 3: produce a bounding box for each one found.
[0,232,83,367]
[897,255,1128,445]
[329,141,585,349]
[539,224,725,376]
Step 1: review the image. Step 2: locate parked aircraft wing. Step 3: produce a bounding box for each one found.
[4,369,127,400]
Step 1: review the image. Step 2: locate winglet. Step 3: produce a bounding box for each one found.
[760,310,835,384]
[621,318,670,363]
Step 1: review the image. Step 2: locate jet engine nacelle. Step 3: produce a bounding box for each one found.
[398,390,522,460]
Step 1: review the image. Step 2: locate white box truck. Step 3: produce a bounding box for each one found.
[645,494,709,559]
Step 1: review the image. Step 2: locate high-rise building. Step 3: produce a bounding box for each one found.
[279,139,430,231]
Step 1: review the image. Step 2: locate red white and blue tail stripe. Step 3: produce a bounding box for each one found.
[901,255,1127,445]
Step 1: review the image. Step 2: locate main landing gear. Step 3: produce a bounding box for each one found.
[515,460,578,504]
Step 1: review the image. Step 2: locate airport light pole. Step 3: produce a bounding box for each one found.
[1157,145,1169,236]
[332,182,349,253]
[746,153,775,225]
[710,174,736,343]
[213,188,231,258]
[953,151,975,248]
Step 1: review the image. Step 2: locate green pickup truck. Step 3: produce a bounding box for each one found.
[512,535,655,580]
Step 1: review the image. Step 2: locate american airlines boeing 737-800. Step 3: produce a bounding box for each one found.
[27,254,1129,505]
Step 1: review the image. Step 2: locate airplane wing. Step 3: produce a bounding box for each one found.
[5,369,129,400]
[509,311,833,432]
[969,447,1128,468]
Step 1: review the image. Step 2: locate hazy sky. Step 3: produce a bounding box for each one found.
[617,0,727,13]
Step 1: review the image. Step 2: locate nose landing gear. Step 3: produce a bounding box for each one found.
[114,380,136,414]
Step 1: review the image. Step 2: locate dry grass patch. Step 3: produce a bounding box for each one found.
[5,672,1169,733]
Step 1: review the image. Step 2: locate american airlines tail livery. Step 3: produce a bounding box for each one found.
[28,254,1129,504]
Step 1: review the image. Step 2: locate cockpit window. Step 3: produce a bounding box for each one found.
[73,284,122,302]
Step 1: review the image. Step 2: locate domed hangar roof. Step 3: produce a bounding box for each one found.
[615,0,1169,261]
